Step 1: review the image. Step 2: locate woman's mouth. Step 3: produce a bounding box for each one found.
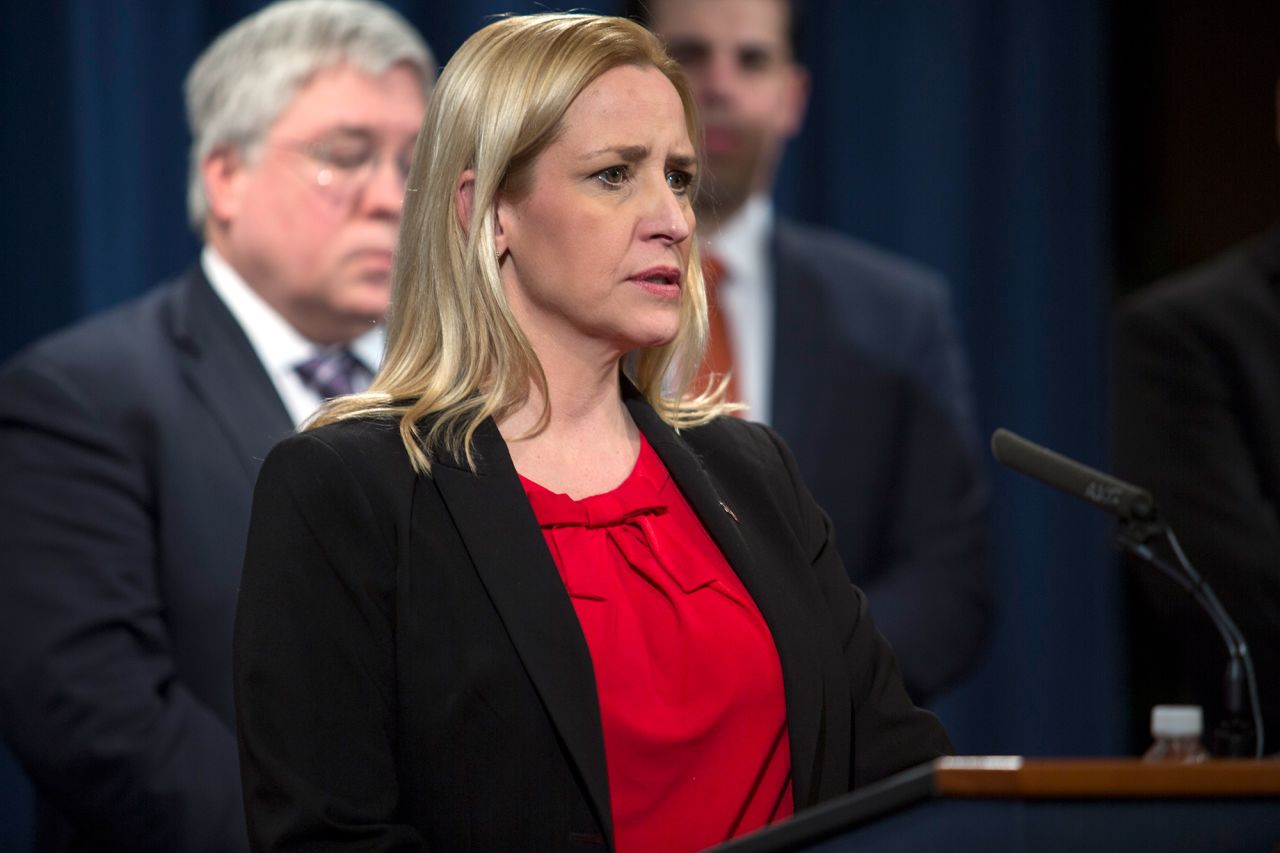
[629,267,682,298]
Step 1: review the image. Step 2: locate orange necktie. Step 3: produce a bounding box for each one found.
[695,253,741,403]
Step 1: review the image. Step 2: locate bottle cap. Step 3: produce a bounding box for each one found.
[1151,704,1203,738]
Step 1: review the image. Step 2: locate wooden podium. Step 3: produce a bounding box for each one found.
[714,757,1280,853]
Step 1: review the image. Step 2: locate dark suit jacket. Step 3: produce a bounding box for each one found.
[768,220,992,702]
[1113,225,1280,749]
[233,385,953,852]
[0,268,293,851]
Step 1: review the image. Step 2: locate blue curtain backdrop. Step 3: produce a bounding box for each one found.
[0,1,1118,847]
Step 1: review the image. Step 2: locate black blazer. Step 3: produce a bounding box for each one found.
[0,267,292,851]
[769,220,992,702]
[234,384,953,852]
[1113,225,1280,747]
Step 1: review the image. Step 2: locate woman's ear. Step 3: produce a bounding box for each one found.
[455,169,476,235]
[493,190,511,259]
[458,170,510,260]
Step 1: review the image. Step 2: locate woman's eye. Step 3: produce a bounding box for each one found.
[596,166,628,187]
[667,170,693,193]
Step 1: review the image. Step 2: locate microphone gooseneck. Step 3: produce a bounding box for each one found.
[990,428,1264,758]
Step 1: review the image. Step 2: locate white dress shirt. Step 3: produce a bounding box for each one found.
[202,246,383,428]
[708,194,775,424]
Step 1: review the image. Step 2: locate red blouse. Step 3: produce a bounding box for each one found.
[519,435,794,852]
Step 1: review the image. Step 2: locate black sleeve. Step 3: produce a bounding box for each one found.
[234,432,427,851]
[763,426,955,787]
[0,358,247,851]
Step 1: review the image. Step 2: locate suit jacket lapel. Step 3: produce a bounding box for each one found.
[429,424,613,844]
[169,267,294,480]
[624,388,826,807]
[770,223,830,457]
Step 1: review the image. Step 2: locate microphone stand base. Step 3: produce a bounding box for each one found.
[1212,717,1257,758]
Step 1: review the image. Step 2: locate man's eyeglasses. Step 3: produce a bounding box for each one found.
[277,129,416,205]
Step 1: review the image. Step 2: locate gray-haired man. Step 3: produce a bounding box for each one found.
[0,2,434,849]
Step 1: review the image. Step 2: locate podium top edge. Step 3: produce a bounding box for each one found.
[934,756,1280,798]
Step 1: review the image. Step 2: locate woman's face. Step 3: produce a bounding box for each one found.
[496,63,697,365]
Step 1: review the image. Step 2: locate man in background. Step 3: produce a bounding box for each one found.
[1113,84,1280,748]
[0,1,433,848]
[633,0,992,703]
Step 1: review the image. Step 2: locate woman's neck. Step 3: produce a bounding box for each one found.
[496,351,641,501]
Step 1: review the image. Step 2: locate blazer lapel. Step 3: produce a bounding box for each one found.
[626,394,758,596]
[429,424,613,844]
[624,389,827,807]
[170,268,294,480]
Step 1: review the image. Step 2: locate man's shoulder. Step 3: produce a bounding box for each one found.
[770,218,962,370]
[2,271,199,383]
[773,218,948,308]
[1121,226,1280,330]
[0,271,214,449]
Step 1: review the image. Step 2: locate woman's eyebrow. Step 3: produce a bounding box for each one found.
[581,144,649,162]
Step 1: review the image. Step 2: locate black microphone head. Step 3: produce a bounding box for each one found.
[990,427,1158,522]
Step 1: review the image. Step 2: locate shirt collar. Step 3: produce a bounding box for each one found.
[201,245,383,374]
[708,194,773,279]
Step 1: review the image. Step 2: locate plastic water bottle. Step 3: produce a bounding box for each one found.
[1142,705,1210,763]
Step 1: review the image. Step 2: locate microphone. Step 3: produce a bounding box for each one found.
[990,428,1156,522]
[989,428,1265,758]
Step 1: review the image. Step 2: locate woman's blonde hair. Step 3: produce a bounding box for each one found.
[310,13,734,472]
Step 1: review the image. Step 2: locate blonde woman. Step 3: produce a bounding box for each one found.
[233,13,950,852]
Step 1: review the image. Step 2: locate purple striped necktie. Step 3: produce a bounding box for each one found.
[294,349,369,400]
